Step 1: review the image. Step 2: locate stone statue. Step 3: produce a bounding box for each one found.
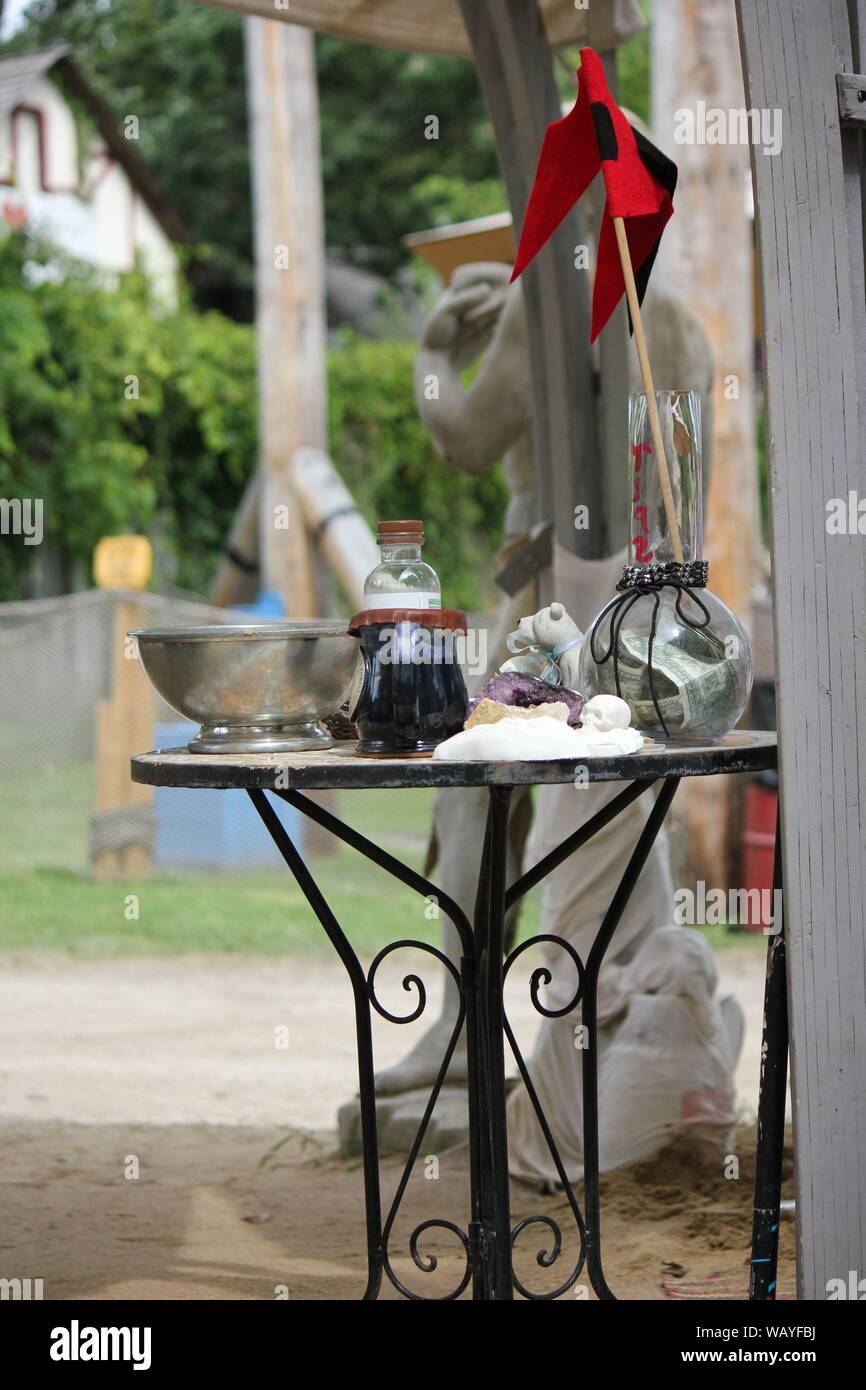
[373,258,715,1155]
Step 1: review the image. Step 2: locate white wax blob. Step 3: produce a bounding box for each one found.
[433,708,643,762]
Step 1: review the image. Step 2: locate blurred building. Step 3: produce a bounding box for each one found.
[0,46,183,301]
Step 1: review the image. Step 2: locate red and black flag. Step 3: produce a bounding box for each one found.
[511,47,677,343]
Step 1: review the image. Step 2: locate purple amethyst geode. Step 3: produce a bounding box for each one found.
[471,672,584,725]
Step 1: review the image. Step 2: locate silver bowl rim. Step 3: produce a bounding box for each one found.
[131,621,353,643]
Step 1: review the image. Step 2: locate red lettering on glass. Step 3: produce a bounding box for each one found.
[630,443,653,563]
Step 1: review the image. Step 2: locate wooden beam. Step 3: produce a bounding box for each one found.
[737,0,866,1298]
[290,448,379,611]
[208,469,260,608]
[245,17,327,615]
[458,0,608,571]
[653,0,758,620]
[653,0,760,890]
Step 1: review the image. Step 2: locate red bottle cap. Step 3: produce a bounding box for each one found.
[377,519,424,544]
[348,608,466,635]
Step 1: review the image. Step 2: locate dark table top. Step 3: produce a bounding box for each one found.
[131,730,777,792]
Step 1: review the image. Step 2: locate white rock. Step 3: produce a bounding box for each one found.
[432,713,643,762]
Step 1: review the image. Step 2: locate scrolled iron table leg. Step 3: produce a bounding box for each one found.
[749,807,788,1300]
[580,777,681,1298]
[497,776,680,1299]
[472,786,515,1299]
[247,788,384,1300]
[250,785,478,1300]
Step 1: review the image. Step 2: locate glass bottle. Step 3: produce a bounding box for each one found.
[627,388,703,566]
[578,390,753,741]
[362,519,441,611]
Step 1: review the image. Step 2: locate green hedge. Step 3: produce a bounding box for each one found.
[0,233,255,598]
[327,335,506,612]
[0,235,505,610]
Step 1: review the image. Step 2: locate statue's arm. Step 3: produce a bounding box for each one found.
[414,269,532,474]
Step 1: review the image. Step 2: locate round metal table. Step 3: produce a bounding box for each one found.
[132,730,784,1302]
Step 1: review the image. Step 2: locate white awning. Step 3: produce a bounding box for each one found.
[0,44,68,117]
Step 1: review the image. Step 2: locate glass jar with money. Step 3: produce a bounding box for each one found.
[578,390,753,740]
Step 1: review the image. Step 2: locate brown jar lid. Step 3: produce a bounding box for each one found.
[377,519,424,543]
[348,608,467,634]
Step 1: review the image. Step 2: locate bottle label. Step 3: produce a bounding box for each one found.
[363,592,441,610]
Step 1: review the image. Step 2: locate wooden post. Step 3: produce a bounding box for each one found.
[652,0,758,886]
[245,16,327,616]
[458,0,609,590]
[737,0,866,1298]
[290,448,379,612]
[652,0,759,607]
[92,596,154,880]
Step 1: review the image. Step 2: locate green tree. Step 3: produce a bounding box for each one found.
[327,335,507,610]
[8,1,652,295]
[0,234,504,609]
[8,0,252,304]
[316,36,502,275]
[8,1,505,291]
[0,233,256,597]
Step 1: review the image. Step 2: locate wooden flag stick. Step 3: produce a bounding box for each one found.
[613,215,684,563]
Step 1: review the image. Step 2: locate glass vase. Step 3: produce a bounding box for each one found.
[578,390,753,742]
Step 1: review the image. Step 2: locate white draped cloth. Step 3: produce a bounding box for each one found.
[506,777,674,1185]
[507,892,741,1185]
[506,549,741,1187]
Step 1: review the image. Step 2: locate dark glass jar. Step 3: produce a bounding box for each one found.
[348,608,468,756]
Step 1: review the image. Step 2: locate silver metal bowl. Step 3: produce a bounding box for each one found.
[132,622,359,753]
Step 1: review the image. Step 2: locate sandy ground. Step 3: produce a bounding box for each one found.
[0,947,796,1301]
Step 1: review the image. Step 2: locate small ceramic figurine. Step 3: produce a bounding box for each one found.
[580,693,632,734]
[501,601,584,689]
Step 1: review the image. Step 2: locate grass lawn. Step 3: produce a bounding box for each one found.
[0,773,764,959]
[0,785,542,957]
[0,761,95,872]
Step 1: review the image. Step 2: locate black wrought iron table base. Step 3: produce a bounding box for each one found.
[132,732,784,1301]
